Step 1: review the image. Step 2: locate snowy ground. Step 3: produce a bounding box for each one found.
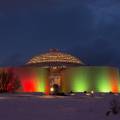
[0,93,120,120]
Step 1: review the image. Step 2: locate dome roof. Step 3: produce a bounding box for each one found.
[26,49,84,67]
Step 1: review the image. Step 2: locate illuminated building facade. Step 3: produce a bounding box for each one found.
[0,49,120,93]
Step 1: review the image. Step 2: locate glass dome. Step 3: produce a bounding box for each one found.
[26,49,84,67]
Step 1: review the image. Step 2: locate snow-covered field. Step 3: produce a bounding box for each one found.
[0,93,120,120]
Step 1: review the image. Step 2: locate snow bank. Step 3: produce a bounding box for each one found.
[0,93,119,120]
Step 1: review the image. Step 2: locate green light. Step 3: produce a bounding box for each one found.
[62,67,119,93]
[62,67,90,92]
[36,68,47,92]
[96,68,111,92]
[71,68,89,92]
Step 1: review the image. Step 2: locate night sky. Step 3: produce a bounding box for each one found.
[0,0,120,68]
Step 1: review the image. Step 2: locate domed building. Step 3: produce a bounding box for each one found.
[26,48,84,67]
[0,49,120,94]
[24,49,84,94]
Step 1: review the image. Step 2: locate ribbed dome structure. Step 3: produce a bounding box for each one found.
[26,49,84,67]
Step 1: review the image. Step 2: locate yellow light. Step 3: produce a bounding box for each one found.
[50,87,54,92]
[91,91,94,94]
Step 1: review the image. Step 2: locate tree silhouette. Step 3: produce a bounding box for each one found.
[0,70,21,93]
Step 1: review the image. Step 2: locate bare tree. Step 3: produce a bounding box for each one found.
[0,70,20,93]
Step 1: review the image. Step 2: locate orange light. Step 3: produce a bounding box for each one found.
[50,87,54,92]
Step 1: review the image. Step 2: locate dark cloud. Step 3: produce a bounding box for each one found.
[0,0,120,67]
[64,0,120,68]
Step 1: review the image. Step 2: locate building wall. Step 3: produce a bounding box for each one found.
[61,67,120,93]
[13,67,49,94]
[0,66,119,93]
